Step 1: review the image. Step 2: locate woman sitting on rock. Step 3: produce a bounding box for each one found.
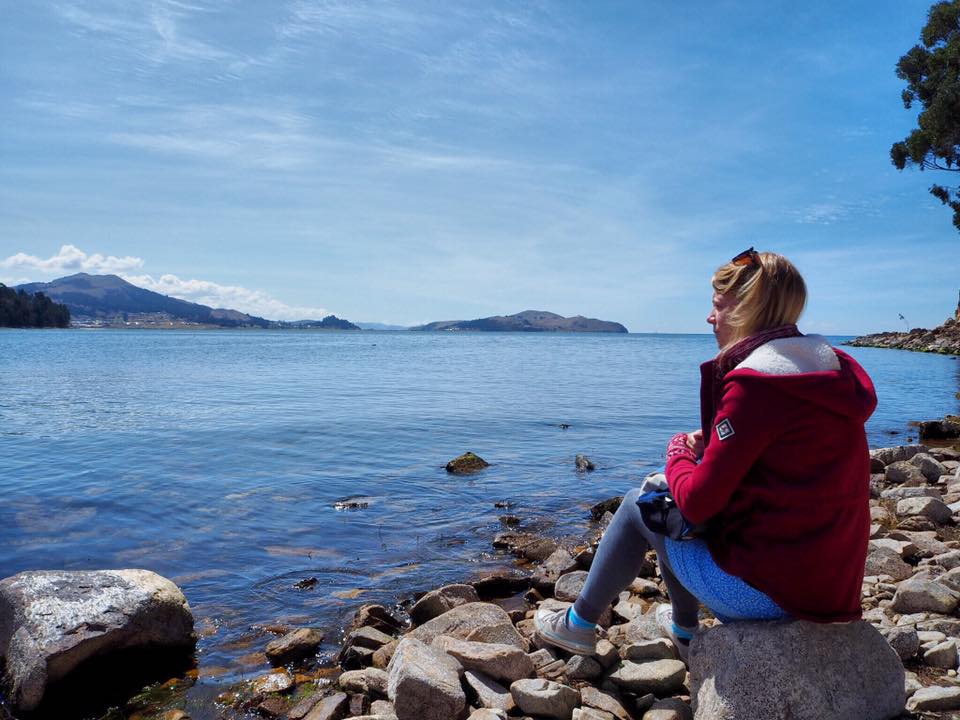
[535,249,878,658]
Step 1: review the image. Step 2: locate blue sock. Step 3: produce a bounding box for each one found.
[567,606,595,629]
[672,622,693,642]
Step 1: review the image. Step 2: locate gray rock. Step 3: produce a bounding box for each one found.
[580,686,632,720]
[572,709,615,720]
[463,669,516,712]
[386,637,465,720]
[939,566,960,592]
[370,699,397,717]
[410,584,480,625]
[643,698,692,720]
[621,638,677,662]
[896,496,954,524]
[554,571,589,602]
[510,678,580,719]
[532,549,579,592]
[922,638,958,669]
[251,670,294,694]
[886,461,926,485]
[266,627,324,666]
[689,620,904,720]
[339,667,390,697]
[0,569,194,713]
[871,445,926,467]
[467,710,508,720]
[565,654,603,681]
[880,486,942,500]
[891,579,959,614]
[905,685,960,713]
[607,659,686,696]
[883,626,919,660]
[347,625,397,650]
[910,452,949,481]
[493,532,559,562]
[302,692,349,720]
[409,602,525,648]
[928,549,960,569]
[432,636,533,683]
[594,638,619,668]
[864,546,913,582]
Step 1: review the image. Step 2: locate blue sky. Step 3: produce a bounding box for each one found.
[1,1,957,332]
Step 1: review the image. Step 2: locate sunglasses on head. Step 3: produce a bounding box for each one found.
[731,247,760,267]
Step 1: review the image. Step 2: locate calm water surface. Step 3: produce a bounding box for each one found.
[1,330,957,681]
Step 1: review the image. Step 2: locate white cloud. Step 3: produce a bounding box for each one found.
[0,244,144,274]
[1,245,330,321]
[122,273,329,321]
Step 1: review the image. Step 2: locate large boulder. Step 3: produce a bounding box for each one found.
[432,636,534,683]
[689,620,904,720]
[891,579,959,614]
[409,602,525,648]
[387,637,465,720]
[410,584,480,625]
[0,569,195,713]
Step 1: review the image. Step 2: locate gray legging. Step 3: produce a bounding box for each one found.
[573,487,700,629]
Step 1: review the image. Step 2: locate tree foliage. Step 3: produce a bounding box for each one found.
[0,284,71,328]
[890,0,960,231]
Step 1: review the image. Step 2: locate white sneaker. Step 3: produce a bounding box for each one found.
[534,606,596,656]
[655,604,695,663]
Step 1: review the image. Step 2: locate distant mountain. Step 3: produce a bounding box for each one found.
[16,274,359,330]
[409,310,628,333]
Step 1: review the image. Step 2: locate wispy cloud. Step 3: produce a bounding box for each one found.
[1,246,329,321]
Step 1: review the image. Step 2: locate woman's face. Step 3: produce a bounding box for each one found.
[708,291,736,348]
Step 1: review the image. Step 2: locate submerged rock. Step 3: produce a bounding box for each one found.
[0,569,195,713]
[575,455,596,472]
[445,452,490,475]
[265,627,324,666]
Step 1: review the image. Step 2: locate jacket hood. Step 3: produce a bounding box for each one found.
[726,335,877,422]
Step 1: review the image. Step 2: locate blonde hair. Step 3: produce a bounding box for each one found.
[712,251,807,346]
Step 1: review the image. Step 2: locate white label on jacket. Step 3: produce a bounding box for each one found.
[716,418,735,441]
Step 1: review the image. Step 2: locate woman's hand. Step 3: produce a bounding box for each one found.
[687,430,704,459]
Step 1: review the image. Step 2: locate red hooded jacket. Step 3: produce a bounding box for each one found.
[666,335,877,623]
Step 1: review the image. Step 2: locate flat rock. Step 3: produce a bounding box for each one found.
[410,602,525,648]
[608,659,686,696]
[266,628,324,666]
[573,709,615,720]
[463,669,516,712]
[510,678,580,719]
[554,571,589,602]
[689,620,904,720]
[410,584,480,625]
[387,637,465,720]
[580,687,632,720]
[621,638,677,662]
[339,667,390,696]
[864,546,913,582]
[896,496,954,524]
[891,579,959,614]
[922,639,958,668]
[0,569,195,713]
[906,685,960,712]
[432,636,534,683]
[643,698,692,720]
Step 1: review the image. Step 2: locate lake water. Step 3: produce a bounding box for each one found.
[1,330,958,682]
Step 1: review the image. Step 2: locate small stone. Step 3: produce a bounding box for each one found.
[256,696,288,718]
[923,639,959,669]
[572,709,615,720]
[532,549,579,592]
[302,692,349,720]
[594,639,619,668]
[446,451,489,474]
[565,654,603,681]
[432,636,534,683]
[642,697,692,720]
[589,496,623,521]
[339,668,390,697]
[580,687,633,720]
[554,571,589,602]
[906,685,960,712]
[370,700,396,717]
[251,670,294,695]
[468,710,509,720]
[493,532,559,562]
[884,626,920,660]
[892,579,959,614]
[621,638,677,662]
[510,678,580,719]
[608,659,686,696]
[349,694,370,717]
[410,584,480,625]
[886,460,926,485]
[864,546,913,582]
[528,647,561,670]
[265,628,324,666]
[897,496,954,524]
[347,625,397,650]
[372,640,399,669]
[910,453,949,481]
[462,669,516,712]
[352,604,404,634]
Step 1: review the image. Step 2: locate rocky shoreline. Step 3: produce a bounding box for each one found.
[847,300,960,356]
[4,429,960,720]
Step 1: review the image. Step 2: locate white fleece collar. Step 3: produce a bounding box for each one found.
[734,334,840,375]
